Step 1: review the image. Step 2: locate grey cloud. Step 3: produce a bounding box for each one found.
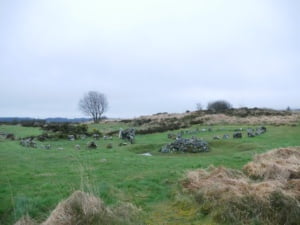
[0,0,299,118]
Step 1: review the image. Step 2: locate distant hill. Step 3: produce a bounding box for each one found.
[0,117,91,124]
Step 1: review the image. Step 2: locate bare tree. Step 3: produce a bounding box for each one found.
[196,103,203,111]
[79,91,108,123]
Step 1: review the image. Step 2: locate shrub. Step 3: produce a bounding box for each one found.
[21,120,46,127]
[42,123,89,139]
[207,100,232,112]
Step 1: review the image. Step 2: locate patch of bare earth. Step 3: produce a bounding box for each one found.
[183,147,300,225]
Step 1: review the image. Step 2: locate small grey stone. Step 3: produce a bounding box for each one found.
[233,132,242,138]
[223,134,230,139]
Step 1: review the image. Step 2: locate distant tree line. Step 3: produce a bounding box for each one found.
[0,118,91,126]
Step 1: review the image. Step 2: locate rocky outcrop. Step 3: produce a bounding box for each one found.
[160,138,209,153]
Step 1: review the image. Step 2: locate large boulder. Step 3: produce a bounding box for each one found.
[160,138,209,153]
[119,128,135,144]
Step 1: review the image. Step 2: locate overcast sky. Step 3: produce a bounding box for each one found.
[0,0,299,118]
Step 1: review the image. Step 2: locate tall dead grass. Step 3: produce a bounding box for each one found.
[243,147,300,180]
[14,215,36,225]
[14,191,140,225]
[201,113,300,126]
[41,191,109,225]
[183,147,300,225]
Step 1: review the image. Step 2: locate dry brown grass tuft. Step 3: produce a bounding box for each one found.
[243,147,300,180]
[184,167,285,203]
[40,191,140,225]
[183,147,300,225]
[184,167,250,198]
[14,215,36,225]
[41,191,110,225]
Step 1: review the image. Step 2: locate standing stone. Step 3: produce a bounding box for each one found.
[119,128,135,144]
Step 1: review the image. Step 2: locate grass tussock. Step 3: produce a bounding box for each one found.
[183,147,300,225]
[243,147,300,180]
[41,191,109,225]
[14,215,36,225]
[14,191,140,225]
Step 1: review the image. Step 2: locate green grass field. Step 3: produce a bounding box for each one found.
[1,123,300,224]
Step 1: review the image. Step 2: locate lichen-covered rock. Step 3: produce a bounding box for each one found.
[20,138,37,148]
[68,135,75,141]
[256,126,267,135]
[247,128,256,137]
[233,132,242,138]
[87,141,97,149]
[160,138,209,153]
[223,134,230,139]
[247,126,267,137]
[119,128,135,144]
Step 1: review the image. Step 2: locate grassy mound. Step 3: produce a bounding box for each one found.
[183,147,300,225]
